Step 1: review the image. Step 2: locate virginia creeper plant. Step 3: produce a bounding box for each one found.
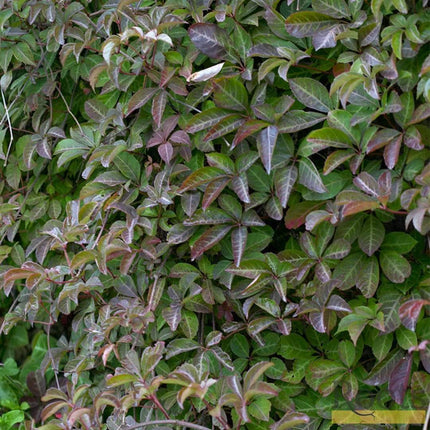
[0,0,429,429]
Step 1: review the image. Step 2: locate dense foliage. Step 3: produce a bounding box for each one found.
[0,0,430,428]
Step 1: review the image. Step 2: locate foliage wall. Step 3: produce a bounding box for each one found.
[0,0,430,429]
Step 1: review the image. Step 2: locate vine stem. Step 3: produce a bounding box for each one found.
[123,420,211,430]
[149,393,170,420]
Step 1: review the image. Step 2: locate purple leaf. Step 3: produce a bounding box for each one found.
[232,226,247,267]
[388,355,412,404]
[191,225,232,260]
[188,23,228,59]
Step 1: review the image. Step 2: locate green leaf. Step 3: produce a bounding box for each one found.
[213,78,248,112]
[358,216,385,256]
[0,410,25,428]
[381,232,417,254]
[70,250,97,270]
[411,371,430,409]
[391,30,403,60]
[12,42,36,65]
[336,313,368,345]
[107,374,138,387]
[180,309,199,339]
[230,334,250,358]
[396,326,417,350]
[248,397,271,421]
[289,78,332,113]
[379,251,411,283]
[323,149,355,175]
[372,333,393,362]
[338,340,356,367]
[312,0,350,19]
[113,152,141,182]
[279,334,314,360]
[356,255,379,298]
[302,171,348,201]
[308,359,346,379]
[300,128,352,157]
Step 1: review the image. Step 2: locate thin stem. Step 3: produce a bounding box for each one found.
[423,401,430,430]
[382,207,408,215]
[124,420,212,430]
[56,84,84,136]
[149,393,170,419]
[236,417,242,430]
[1,87,14,166]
